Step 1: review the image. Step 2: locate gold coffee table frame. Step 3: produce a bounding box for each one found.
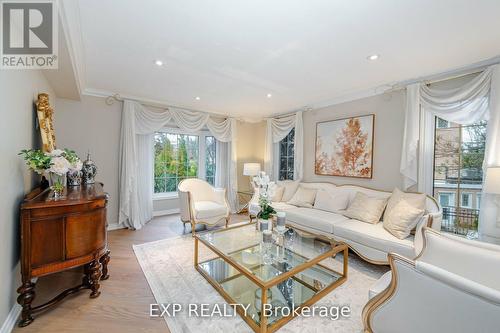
[194,223,348,333]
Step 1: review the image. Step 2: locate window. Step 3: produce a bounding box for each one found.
[438,192,455,208]
[461,193,472,208]
[153,130,216,194]
[205,136,216,185]
[278,128,295,180]
[436,118,450,128]
[433,117,487,235]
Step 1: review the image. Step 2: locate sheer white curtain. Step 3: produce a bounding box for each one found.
[119,101,238,230]
[400,64,500,242]
[264,111,303,181]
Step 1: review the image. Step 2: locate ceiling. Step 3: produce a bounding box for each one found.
[73,0,500,118]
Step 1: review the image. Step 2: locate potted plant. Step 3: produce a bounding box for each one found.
[253,172,276,230]
[19,148,81,198]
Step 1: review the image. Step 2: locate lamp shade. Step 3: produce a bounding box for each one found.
[243,163,261,176]
[484,167,500,195]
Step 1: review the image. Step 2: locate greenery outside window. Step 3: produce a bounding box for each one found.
[154,129,216,195]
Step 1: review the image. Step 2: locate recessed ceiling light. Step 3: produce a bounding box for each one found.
[195,96,200,100]
[266,93,272,98]
[154,60,163,66]
[367,54,379,61]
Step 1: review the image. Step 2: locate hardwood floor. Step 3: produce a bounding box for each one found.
[12,213,250,333]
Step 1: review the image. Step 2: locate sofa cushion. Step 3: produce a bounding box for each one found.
[272,185,285,202]
[286,208,349,234]
[278,180,300,202]
[343,192,388,224]
[383,200,425,239]
[384,188,426,220]
[314,188,350,213]
[194,201,227,219]
[335,219,415,258]
[287,185,317,208]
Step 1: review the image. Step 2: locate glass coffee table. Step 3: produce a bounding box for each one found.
[194,223,348,333]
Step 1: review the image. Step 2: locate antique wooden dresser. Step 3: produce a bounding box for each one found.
[18,183,110,327]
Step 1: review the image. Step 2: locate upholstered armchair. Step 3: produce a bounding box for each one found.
[363,228,500,333]
[178,179,230,236]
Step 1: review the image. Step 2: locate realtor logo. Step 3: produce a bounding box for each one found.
[1,0,58,69]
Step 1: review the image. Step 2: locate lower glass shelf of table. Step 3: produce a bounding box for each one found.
[194,223,348,333]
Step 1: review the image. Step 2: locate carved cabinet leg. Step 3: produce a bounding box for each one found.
[100,250,110,280]
[17,281,36,327]
[88,259,102,298]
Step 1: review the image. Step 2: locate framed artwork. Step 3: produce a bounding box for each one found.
[315,114,374,178]
[36,93,57,152]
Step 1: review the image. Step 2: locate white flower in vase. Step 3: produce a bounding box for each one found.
[49,156,71,176]
[47,149,65,157]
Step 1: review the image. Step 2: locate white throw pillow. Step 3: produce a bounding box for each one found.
[343,192,388,224]
[287,186,317,208]
[383,199,425,239]
[272,185,285,202]
[383,188,426,220]
[278,180,300,202]
[314,189,350,213]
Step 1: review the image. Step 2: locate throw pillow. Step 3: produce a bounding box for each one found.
[278,180,301,202]
[287,185,317,208]
[383,199,425,239]
[383,188,426,220]
[343,192,388,224]
[272,185,285,202]
[314,189,350,213]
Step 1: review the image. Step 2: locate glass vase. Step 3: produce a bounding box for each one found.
[48,172,67,198]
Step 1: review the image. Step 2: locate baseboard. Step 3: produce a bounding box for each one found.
[107,223,125,231]
[153,208,180,217]
[0,304,21,333]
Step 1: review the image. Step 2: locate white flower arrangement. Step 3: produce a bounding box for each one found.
[253,172,276,220]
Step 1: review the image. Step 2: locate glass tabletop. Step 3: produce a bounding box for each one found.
[197,224,334,283]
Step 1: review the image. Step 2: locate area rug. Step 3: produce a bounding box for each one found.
[133,231,388,333]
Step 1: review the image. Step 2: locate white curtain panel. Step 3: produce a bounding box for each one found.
[119,101,238,230]
[264,111,304,181]
[400,64,500,242]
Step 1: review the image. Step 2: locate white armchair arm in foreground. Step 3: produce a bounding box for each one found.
[363,227,500,333]
[178,178,230,236]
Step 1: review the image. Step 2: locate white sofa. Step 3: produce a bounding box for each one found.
[363,228,500,333]
[249,181,442,264]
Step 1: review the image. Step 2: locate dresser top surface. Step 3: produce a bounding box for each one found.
[22,183,107,209]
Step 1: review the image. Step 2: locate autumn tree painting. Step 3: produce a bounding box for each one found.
[315,115,374,178]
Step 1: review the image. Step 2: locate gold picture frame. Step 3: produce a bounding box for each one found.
[36,93,56,152]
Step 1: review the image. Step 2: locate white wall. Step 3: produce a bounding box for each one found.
[55,96,122,228]
[303,91,406,191]
[0,70,54,328]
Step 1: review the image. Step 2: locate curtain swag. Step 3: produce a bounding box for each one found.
[119,101,238,230]
[264,111,304,181]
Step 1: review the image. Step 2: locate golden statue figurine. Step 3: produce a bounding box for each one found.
[36,93,56,152]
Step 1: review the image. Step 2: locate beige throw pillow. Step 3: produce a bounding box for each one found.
[383,188,426,220]
[343,192,388,224]
[383,200,425,239]
[279,180,301,202]
[314,189,350,213]
[287,186,317,208]
[272,185,285,202]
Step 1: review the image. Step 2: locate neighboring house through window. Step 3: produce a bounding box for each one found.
[279,128,295,180]
[153,129,216,195]
[433,117,486,235]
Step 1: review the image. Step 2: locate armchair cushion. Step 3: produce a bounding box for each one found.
[194,201,228,220]
[369,271,392,299]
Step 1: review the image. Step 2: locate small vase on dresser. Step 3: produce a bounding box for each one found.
[82,152,97,184]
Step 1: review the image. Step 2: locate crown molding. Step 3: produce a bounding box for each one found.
[59,0,86,96]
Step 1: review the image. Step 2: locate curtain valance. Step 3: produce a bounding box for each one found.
[119,101,238,230]
[264,111,304,181]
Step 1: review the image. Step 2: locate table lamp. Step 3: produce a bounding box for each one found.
[243,163,261,188]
